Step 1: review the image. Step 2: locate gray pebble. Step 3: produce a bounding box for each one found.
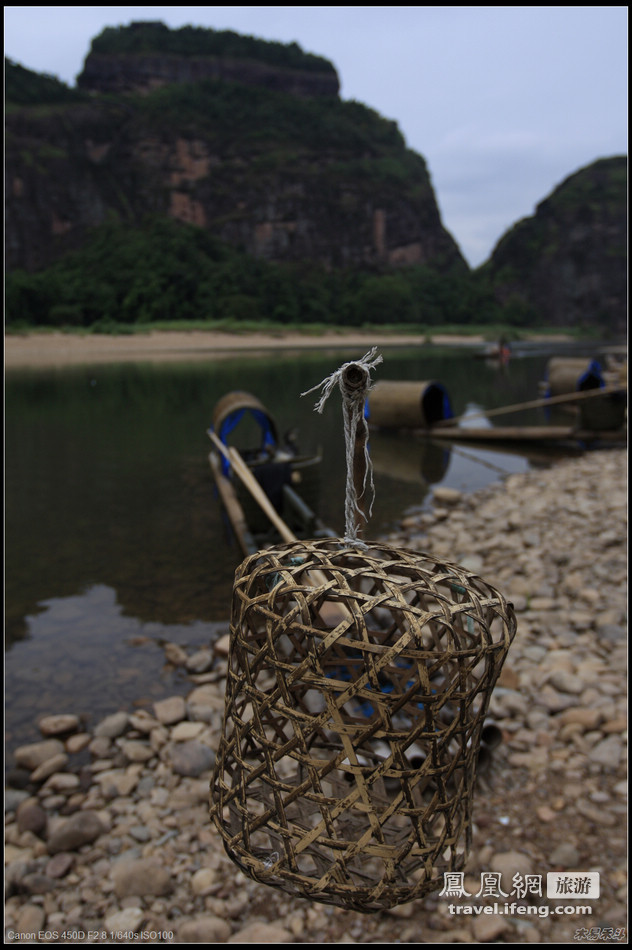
[47,810,106,854]
[169,740,215,777]
[93,712,129,738]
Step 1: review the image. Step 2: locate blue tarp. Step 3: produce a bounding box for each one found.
[215,408,277,476]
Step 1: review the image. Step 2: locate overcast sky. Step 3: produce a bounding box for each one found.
[4,5,628,267]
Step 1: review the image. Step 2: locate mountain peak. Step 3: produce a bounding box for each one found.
[77,21,340,98]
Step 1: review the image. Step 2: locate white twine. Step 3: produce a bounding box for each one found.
[302,347,383,544]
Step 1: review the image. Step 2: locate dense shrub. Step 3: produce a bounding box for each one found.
[5,218,509,331]
[5,59,88,106]
[133,80,404,158]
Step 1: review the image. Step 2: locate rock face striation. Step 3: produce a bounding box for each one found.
[77,20,340,99]
[483,156,627,335]
[77,52,340,99]
[5,96,463,274]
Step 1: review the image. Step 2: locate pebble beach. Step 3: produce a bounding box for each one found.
[5,444,627,944]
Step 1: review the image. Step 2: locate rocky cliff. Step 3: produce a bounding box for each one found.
[5,97,462,275]
[5,24,463,277]
[483,156,627,335]
[5,23,627,336]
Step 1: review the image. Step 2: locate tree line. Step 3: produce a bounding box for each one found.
[5,217,535,332]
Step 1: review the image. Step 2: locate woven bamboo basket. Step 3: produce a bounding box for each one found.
[210,537,516,913]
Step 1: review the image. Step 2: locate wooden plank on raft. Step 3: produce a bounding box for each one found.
[427,425,627,444]
[209,451,258,556]
[208,430,295,543]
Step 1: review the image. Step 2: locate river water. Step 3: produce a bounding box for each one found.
[4,340,612,761]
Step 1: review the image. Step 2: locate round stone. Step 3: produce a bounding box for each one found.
[38,714,80,737]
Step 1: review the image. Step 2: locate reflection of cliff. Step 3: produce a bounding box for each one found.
[4,365,238,639]
[5,449,231,642]
[4,582,229,763]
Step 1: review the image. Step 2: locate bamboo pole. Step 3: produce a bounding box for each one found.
[207,429,351,626]
[208,430,295,543]
[440,384,626,428]
[209,450,257,557]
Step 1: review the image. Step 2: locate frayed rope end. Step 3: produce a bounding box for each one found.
[301,348,382,541]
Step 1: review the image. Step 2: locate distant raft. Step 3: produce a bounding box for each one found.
[544,357,607,398]
[543,358,626,431]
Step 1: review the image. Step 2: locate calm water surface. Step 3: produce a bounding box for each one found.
[4,342,604,760]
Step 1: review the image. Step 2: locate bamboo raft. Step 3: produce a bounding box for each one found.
[369,381,627,447]
[540,355,626,399]
[208,391,335,557]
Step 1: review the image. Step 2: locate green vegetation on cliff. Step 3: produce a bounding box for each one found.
[89,21,336,75]
[134,78,403,156]
[5,59,88,107]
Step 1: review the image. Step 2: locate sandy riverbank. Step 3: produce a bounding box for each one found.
[5,329,490,369]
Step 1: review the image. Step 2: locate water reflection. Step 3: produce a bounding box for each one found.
[4,583,226,750]
[369,432,451,486]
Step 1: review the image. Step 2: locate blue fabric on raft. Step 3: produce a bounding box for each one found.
[577,360,605,392]
[216,408,277,476]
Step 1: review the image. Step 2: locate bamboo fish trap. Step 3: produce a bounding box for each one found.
[210,350,517,913]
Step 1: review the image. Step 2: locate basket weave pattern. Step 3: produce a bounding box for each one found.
[210,539,516,912]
